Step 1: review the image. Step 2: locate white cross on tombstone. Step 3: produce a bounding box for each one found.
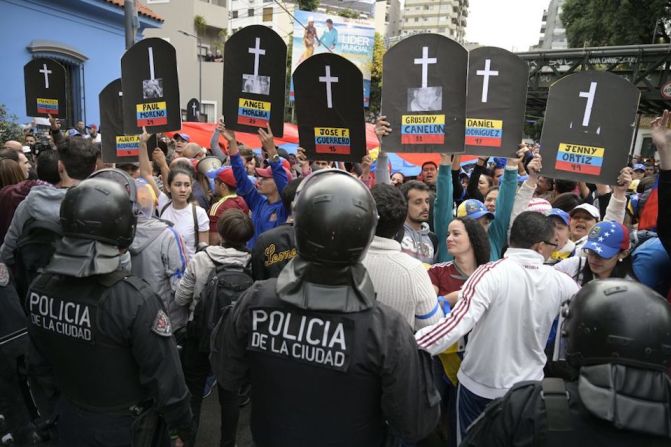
[579,82,597,127]
[319,65,338,109]
[476,59,499,103]
[249,38,265,77]
[191,102,198,116]
[148,47,156,80]
[414,46,436,89]
[39,64,52,89]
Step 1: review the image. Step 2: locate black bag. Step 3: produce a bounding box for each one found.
[190,254,253,353]
[13,218,62,304]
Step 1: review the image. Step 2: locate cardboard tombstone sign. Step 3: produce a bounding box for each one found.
[381,34,467,153]
[186,98,201,122]
[24,58,68,119]
[100,79,141,163]
[465,47,528,157]
[293,53,366,162]
[121,38,181,134]
[540,71,640,184]
[223,25,286,136]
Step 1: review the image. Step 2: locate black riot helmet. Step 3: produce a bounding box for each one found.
[293,169,378,266]
[60,178,137,249]
[562,279,671,371]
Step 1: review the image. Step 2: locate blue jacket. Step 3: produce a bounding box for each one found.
[231,153,288,248]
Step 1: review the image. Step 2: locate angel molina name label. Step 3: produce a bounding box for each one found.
[465,118,503,147]
[555,143,604,176]
[37,98,59,115]
[314,127,351,155]
[237,98,270,127]
[401,115,445,144]
[28,292,93,342]
[115,135,140,157]
[248,307,354,372]
[136,101,168,127]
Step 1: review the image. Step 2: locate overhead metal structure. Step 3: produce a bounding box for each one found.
[516,44,671,120]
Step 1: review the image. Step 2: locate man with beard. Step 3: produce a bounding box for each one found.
[396,181,437,265]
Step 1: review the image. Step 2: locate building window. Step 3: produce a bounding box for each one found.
[424,5,429,9]
[231,10,238,18]
[248,8,254,16]
[200,101,217,123]
[263,7,273,21]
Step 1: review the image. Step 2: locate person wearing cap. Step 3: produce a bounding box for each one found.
[545,208,574,264]
[416,212,579,442]
[222,124,288,248]
[554,220,636,286]
[88,124,101,143]
[633,163,646,180]
[173,132,191,155]
[209,167,250,245]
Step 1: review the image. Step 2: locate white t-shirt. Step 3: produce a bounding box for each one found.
[158,192,209,260]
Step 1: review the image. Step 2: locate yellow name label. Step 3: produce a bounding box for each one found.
[402,114,445,125]
[136,101,167,112]
[558,143,605,157]
[239,98,271,111]
[115,135,141,144]
[36,98,58,105]
[466,118,503,129]
[314,127,350,137]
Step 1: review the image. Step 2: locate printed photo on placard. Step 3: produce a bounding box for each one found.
[100,79,141,163]
[24,58,68,119]
[121,38,181,134]
[223,25,286,136]
[186,98,201,122]
[381,34,467,153]
[539,71,640,184]
[464,47,528,157]
[294,53,365,162]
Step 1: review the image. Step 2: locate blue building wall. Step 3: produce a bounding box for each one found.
[0,0,161,127]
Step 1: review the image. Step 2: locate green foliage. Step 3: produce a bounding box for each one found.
[0,105,24,144]
[561,0,671,47]
[337,9,360,19]
[297,0,319,12]
[368,33,384,115]
[213,29,228,53]
[194,15,207,35]
[524,118,544,141]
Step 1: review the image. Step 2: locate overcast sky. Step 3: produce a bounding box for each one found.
[465,0,551,52]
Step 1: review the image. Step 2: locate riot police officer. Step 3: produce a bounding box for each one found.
[211,169,441,447]
[462,279,671,446]
[25,178,194,447]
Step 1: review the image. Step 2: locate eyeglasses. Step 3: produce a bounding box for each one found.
[543,240,559,248]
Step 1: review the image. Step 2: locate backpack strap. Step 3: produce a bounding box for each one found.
[541,378,571,432]
[159,200,172,217]
[191,202,199,250]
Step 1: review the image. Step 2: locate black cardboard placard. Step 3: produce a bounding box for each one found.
[24,58,68,119]
[100,78,140,163]
[186,98,201,122]
[293,53,365,162]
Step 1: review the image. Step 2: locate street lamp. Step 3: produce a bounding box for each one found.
[178,30,202,112]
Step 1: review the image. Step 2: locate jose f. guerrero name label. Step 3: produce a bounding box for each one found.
[248,307,354,372]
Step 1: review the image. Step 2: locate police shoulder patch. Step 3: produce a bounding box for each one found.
[0,263,9,287]
[152,309,173,337]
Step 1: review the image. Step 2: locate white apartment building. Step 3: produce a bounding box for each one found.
[227,0,294,42]
[398,0,468,42]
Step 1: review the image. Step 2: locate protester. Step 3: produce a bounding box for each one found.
[462,280,671,445]
[175,208,253,444]
[251,178,301,280]
[158,166,210,260]
[211,169,440,446]
[398,180,437,264]
[545,208,574,264]
[416,212,579,442]
[0,159,24,188]
[363,183,442,330]
[222,124,289,248]
[208,167,249,245]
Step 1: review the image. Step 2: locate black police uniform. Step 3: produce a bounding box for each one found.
[26,269,192,446]
[250,222,296,280]
[211,269,441,447]
[461,378,671,446]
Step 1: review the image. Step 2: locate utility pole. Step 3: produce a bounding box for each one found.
[124,0,138,49]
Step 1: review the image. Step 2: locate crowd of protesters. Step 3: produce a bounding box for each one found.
[1,109,670,447]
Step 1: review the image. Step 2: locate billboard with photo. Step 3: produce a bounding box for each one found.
[290,10,375,107]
